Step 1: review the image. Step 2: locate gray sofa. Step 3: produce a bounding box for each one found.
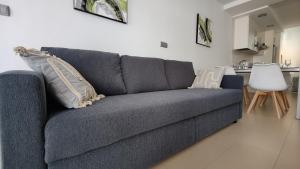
[0,47,243,169]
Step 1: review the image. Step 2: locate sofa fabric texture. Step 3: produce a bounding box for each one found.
[164,60,195,89]
[41,47,127,96]
[0,49,244,169]
[48,104,241,169]
[195,103,241,140]
[121,55,170,93]
[221,75,244,90]
[15,47,104,108]
[0,71,47,169]
[45,88,242,163]
[48,118,196,169]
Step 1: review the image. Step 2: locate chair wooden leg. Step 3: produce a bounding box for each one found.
[281,92,290,109]
[260,94,268,107]
[247,91,261,114]
[271,91,282,119]
[257,95,263,107]
[276,92,287,114]
[245,86,251,102]
[278,91,289,114]
[278,92,285,109]
[253,95,260,109]
[255,93,267,108]
[243,85,250,105]
[281,92,289,113]
[243,91,249,105]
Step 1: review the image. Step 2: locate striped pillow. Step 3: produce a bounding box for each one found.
[15,47,104,109]
[190,67,225,89]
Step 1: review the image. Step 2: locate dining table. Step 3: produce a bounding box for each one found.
[234,66,300,119]
[234,67,300,73]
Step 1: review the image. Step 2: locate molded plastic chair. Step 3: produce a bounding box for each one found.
[218,66,251,105]
[242,74,251,105]
[247,64,288,119]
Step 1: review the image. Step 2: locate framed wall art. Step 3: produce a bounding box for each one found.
[196,14,212,47]
[74,0,128,23]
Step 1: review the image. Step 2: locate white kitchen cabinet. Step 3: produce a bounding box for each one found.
[233,15,258,52]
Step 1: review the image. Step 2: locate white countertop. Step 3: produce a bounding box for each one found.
[235,67,300,73]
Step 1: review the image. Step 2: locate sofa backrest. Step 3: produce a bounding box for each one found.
[41,47,127,96]
[121,55,170,94]
[164,60,195,89]
[41,47,196,95]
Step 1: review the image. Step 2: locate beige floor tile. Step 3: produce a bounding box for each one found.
[152,93,299,169]
[274,121,300,169]
[206,143,278,169]
[152,136,233,169]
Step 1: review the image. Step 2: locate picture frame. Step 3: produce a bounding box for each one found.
[196,14,212,47]
[73,0,128,24]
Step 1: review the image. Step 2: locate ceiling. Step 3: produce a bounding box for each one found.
[220,0,284,16]
[217,0,300,30]
[270,0,300,28]
[217,0,237,4]
[249,7,281,31]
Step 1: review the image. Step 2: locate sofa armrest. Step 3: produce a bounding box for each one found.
[0,71,47,169]
[220,75,244,90]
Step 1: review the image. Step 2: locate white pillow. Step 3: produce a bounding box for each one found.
[190,67,225,89]
[216,66,236,75]
[14,46,105,109]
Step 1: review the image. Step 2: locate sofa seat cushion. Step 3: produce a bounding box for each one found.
[45,88,242,163]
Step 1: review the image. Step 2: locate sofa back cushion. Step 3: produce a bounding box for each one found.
[41,47,127,96]
[165,60,195,89]
[121,55,170,94]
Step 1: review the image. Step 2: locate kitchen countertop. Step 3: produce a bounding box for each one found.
[235,67,300,73]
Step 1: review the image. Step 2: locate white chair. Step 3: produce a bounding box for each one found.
[217,66,251,105]
[242,74,251,105]
[247,64,288,119]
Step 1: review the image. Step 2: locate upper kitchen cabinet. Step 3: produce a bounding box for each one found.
[233,15,259,53]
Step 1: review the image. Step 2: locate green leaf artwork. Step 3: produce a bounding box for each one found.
[196,14,212,47]
[74,0,128,23]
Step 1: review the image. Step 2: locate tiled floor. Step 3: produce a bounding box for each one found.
[152,93,299,169]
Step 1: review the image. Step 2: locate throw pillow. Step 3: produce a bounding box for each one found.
[14,46,104,109]
[190,67,225,89]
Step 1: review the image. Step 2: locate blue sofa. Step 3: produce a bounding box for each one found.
[0,47,243,169]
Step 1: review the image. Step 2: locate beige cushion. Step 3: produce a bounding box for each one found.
[190,67,225,89]
[15,46,104,109]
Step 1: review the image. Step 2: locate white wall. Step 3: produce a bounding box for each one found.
[280,26,300,67]
[281,27,300,119]
[0,0,233,73]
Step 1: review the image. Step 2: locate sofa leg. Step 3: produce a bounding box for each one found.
[233,120,238,124]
